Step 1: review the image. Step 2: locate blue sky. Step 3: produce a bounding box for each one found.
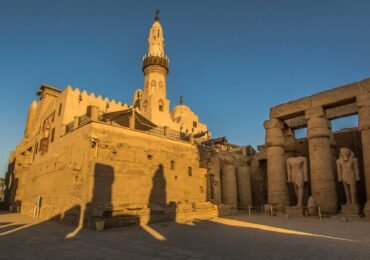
[0,0,369,177]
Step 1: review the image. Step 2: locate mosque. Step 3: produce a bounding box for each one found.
[3,13,256,228]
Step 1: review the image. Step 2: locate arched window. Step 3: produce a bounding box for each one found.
[158,100,164,112]
[150,80,156,93]
[159,81,163,93]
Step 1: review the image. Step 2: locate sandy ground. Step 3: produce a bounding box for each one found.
[1,211,370,259]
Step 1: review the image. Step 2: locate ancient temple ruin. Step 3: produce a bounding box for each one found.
[263,79,370,217]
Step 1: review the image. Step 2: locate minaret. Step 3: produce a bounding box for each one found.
[141,11,172,126]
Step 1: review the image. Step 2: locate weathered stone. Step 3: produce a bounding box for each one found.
[341,204,360,216]
[357,90,370,217]
[306,106,337,214]
[264,118,289,212]
[286,156,308,207]
[236,165,252,209]
[337,148,360,206]
[221,165,237,206]
[285,206,306,217]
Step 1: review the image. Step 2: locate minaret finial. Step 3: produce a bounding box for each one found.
[155,9,160,21]
[179,96,183,105]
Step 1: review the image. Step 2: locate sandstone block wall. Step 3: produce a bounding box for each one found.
[6,121,209,225]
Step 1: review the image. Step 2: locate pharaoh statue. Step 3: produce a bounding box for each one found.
[286,156,308,207]
[336,148,360,205]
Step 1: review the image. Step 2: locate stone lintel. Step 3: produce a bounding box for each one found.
[270,78,370,119]
[305,106,325,120]
[325,102,358,120]
[263,118,284,130]
[282,102,357,129]
[284,116,306,129]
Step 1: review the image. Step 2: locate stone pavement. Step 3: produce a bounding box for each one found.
[1,211,370,259]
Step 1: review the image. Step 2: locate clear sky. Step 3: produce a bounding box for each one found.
[0,0,369,177]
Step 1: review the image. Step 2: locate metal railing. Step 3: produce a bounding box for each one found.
[147,126,190,142]
[146,126,165,137]
[65,122,74,133]
[65,114,193,143]
[79,114,90,126]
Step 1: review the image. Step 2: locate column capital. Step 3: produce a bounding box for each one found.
[264,118,285,148]
[357,93,370,131]
[264,118,284,130]
[305,107,331,140]
[305,106,325,120]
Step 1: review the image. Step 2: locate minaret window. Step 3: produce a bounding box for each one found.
[58,103,62,116]
[158,100,164,112]
[159,81,163,93]
[151,80,156,92]
[143,100,148,112]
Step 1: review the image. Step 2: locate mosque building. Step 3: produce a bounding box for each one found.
[4,14,223,227]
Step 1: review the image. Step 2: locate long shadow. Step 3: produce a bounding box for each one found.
[86,163,115,226]
[148,164,176,224]
[64,163,119,234]
[1,160,16,211]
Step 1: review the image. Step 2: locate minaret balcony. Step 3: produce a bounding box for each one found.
[142,56,169,72]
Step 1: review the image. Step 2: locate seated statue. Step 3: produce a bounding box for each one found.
[286,156,308,207]
[336,148,360,205]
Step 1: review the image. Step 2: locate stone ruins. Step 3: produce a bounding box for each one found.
[2,13,370,229]
[263,79,370,217]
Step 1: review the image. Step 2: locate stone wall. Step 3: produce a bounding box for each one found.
[7,125,91,221]
[6,121,216,226]
[90,122,207,208]
[201,144,266,213]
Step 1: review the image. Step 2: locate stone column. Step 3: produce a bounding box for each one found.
[305,106,337,214]
[221,164,237,206]
[357,92,370,217]
[236,165,252,209]
[264,118,289,211]
[208,154,222,204]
